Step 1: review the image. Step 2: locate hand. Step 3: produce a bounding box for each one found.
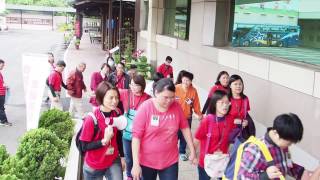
[301,170,312,180]
[90,92,96,97]
[242,119,248,127]
[120,157,126,171]
[188,151,198,165]
[234,118,242,125]
[266,166,283,179]
[53,97,59,102]
[84,89,87,93]
[131,164,142,180]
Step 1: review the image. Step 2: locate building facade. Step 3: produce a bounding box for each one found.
[137,0,320,169]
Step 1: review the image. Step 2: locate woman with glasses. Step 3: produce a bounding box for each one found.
[228,74,253,143]
[194,90,232,180]
[119,75,151,180]
[131,78,197,180]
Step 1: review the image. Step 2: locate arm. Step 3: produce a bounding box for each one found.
[80,140,104,151]
[193,91,203,119]
[66,72,75,92]
[181,128,197,164]
[116,130,124,157]
[131,137,142,180]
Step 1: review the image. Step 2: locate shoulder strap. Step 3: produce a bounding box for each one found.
[233,136,285,180]
[243,98,248,119]
[127,90,130,112]
[205,114,215,154]
[87,112,99,140]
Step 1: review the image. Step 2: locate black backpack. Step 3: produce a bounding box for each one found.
[75,112,99,155]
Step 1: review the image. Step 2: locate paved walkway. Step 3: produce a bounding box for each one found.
[64,33,199,179]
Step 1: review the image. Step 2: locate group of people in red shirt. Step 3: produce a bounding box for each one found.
[46,53,320,180]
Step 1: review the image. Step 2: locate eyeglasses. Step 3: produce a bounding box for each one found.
[217,101,231,106]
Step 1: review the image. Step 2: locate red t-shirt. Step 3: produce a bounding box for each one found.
[79,109,120,170]
[195,114,233,168]
[119,89,150,112]
[48,70,63,91]
[116,74,125,89]
[132,99,188,169]
[0,72,6,96]
[157,63,173,78]
[207,84,228,98]
[228,97,250,129]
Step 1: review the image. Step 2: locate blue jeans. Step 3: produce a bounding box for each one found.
[178,118,192,154]
[123,138,133,178]
[141,162,178,180]
[83,158,123,180]
[198,166,210,180]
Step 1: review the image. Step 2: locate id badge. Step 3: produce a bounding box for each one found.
[185,98,193,105]
[151,115,160,126]
[106,146,114,155]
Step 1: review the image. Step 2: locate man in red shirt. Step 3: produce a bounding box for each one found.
[157,56,173,79]
[0,59,12,126]
[47,60,67,110]
[67,62,86,118]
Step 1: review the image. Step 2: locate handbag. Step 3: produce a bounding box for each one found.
[204,114,230,179]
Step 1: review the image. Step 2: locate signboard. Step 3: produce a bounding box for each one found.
[22,53,50,130]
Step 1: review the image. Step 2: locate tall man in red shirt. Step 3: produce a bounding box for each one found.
[157,56,173,79]
[66,62,86,118]
[48,60,67,110]
[0,59,12,126]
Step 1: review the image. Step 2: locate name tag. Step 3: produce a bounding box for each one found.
[151,115,160,126]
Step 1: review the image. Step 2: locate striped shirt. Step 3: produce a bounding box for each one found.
[237,130,304,180]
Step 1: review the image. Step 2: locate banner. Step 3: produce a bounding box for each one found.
[22,53,50,130]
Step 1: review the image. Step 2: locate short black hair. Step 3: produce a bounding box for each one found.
[166,56,172,62]
[100,63,111,70]
[131,74,146,91]
[118,62,125,67]
[56,60,66,67]
[215,71,229,85]
[47,52,54,57]
[181,71,194,81]
[0,59,4,64]
[153,72,164,83]
[272,113,303,143]
[175,70,187,85]
[153,78,175,95]
[207,90,229,115]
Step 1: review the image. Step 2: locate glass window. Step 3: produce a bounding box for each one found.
[231,0,320,66]
[163,0,191,40]
[141,0,149,30]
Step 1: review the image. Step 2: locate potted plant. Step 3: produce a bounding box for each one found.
[75,38,80,50]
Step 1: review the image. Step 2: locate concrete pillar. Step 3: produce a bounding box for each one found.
[144,0,162,68]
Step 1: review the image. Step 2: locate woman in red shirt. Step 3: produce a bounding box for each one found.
[79,82,125,180]
[227,74,252,143]
[202,71,229,114]
[194,90,232,180]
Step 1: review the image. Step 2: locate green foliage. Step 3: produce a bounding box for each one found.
[129,56,154,80]
[5,0,69,7]
[1,129,67,180]
[0,145,9,174]
[38,109,75,145]
[0,174,20,180]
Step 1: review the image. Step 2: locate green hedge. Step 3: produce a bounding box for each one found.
[1,128,67,180]
[38,109,75,145]
[0,145,9,174]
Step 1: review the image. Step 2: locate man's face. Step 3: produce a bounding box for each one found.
[78,64,86,72]
[0,63,4,70]
[165,60,172,65]
[116,64,125,75]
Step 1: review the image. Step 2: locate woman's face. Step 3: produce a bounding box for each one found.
[102,89,119,110]
[130,81,142,95]
[102,65,110,74]
[216,95,230,116]
[155,89,175,109]
[230,79,243,96]
[219,74,229,87]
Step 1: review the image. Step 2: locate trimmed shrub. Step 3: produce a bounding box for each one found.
[0,174,20,180]
[2,129,67,180]
[0,145,9,174]
[38,109,75,145]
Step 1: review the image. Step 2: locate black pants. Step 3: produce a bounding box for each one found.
[0,95,8,123]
